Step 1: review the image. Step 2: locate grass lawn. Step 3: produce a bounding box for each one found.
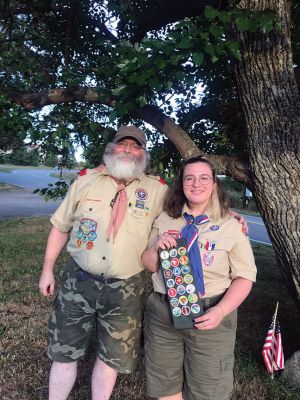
[0,218,299,400]
[0,164,55,172]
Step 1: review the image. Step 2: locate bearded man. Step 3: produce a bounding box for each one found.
[39,125,168,400]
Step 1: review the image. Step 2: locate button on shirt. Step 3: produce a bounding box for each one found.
[150,207,257,298]
[50,168,168,279]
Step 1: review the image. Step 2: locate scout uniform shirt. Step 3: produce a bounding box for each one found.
[150,207,257,298]
[50,168,168,279]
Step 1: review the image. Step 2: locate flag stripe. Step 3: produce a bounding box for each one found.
[261,314,284,374]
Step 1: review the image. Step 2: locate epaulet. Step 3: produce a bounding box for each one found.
[146,174,168,185]
[159,176,167,185]
[79,169,87,176]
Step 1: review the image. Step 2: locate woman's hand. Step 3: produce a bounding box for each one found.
[155,233,177,251]
[193,305,225,330]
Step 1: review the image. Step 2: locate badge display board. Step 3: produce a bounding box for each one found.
[159,237,204,330]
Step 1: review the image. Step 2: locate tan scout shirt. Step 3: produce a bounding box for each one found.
[50,168,168,278]
[150,207,257,298]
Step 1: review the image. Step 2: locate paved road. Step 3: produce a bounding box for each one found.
[242,214,271,246]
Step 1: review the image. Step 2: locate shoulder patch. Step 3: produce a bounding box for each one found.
[79,169,87,176]
[159,176,167,185]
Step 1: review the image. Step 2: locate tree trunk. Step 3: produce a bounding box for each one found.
[235,0,300,310]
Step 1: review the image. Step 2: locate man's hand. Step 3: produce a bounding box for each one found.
[229,210,249,235]
[39,269,55,297]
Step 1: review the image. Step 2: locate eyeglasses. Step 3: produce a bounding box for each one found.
[115,141,144,151]
[183,174,214,186]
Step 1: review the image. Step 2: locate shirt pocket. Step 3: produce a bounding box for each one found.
[126,207,151,236]
[199,238,233,270]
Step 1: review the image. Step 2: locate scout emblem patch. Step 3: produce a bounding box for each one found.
[159,237,205,330]
[76,218,97,250]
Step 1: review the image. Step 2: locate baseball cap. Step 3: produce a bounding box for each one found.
[113,125,147,148]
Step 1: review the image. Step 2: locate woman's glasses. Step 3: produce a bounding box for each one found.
[183,174,214,186]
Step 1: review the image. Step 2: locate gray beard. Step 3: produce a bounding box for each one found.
[103,152,146,181]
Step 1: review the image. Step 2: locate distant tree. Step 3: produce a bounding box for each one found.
[8,147,39,166]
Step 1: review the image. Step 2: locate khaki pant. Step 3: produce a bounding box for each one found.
[145,292,237,400]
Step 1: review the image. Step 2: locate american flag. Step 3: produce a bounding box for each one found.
[262,314,284,374]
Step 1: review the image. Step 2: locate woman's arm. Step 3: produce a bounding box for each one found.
[142,233,177,273]
[194,277,253,330]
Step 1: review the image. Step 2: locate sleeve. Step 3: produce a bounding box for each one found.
[50,179,81,232]
[147,226,159,248]
[229,230,257,282]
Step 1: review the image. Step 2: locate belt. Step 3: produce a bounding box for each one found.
[157,292,224,312]
[77,268,122,284]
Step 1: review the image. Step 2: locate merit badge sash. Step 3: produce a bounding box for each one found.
[159,237,205,330]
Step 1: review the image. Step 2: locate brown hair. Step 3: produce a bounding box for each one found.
[163,156,229,220]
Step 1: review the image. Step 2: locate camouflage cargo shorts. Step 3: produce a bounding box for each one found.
[48,258,144,373]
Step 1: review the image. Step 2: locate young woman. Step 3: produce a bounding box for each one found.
[142,157,257,400]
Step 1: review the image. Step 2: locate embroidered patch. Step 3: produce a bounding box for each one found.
[164,230,180,239]
[135,188,148,200]
[135,200,145,209]
[77,218,97,249]
[202,252,215,267]
[210,225,220,231]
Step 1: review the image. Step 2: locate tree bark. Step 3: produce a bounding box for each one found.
[235,0,300,310]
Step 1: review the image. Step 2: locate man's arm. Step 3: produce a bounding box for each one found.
[39,226,69,297]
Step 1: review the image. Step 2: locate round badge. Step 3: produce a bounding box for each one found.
[191,304,201,314]
[173,267,181,276]
[202,252,215,267]
[181,265,190,274]
[86,241,94,250]
[167,278,175,288]
[162,260,171,269]
[178,247,186,256]
[170,297,179,307]
[169,248,178,258]
[168,288,177,298]
[210,225,219,231]
[184,274,193,284]
[179,296,188,306]
[182,306,191,316]
[76,239,82,248]
[175,276,183,285]
[177,285,186,295]
[87,231,97,241]
[160,251,169,260]
[188,293,198,303]
[171,258,179,267]
[186,284,196,294]
[179,255,188,265]
[172,307,182,317]
[77,229,83,239]
[135,188,148,200]
[164,270,172,278]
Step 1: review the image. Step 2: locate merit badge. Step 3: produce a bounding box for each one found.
[135,200,145,209]
[181,265,190,274]
[168,288,177,298]
[164,270,172,278]
[171,258,179,267]
[135,188,148,200]
[169,248,178,258]
[182,306,190,316]
[173,307,182,317]
[178,247,186,256]
[177,285,186,295]
[186,284,196,294]
[167,278,175,288]
[210,225,219,231]
[179,255,188,265]
[179,296,188,306]
[184,274,193,284]
[188,293,198,303]
[191,304,201,314]
[175,276,183,285]
[202,252,215,267]
[162,260,171,269]
[173,267,181,276]
[161,251,169,260]
[77,218,97,249]
[170,297,179,307]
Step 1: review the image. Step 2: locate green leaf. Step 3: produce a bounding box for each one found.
[218,11,231,24]
[209,24,224,39]
[192,52,204,66]
[226,41,241,60]
[204,6,219,20]
[235,16,250,31]
[178,37,193,49]
[259,14,274,34]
